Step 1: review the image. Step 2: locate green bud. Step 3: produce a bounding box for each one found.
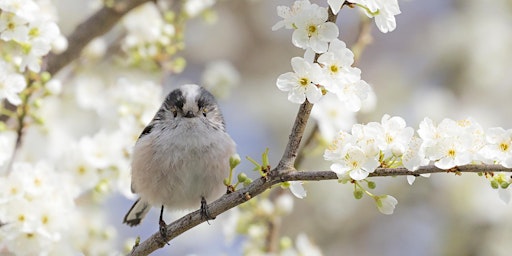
[353,190,363,199]
[229,154,241,169]
[164,11,175,22]
[243,178,252,186]
[237,173,248,183]
[171,57,186,73]
[223,178,230,186]
[280,181,290,189]
[367,181,376,189]
[501,182,510,189]
[40,72,51,83]
[33,98,42,108]
[279,236,293,250]
[490,180,500,189]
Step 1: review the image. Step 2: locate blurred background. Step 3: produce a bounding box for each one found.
[52,0,512,255]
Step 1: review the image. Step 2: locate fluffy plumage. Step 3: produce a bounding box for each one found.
[123,84,236,226]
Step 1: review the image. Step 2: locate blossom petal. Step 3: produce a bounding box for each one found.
[289,181,307,199]
[305,85,322,103]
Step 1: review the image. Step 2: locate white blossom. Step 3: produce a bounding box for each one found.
[350,0,401,33]
[0,61,26,105]
[317,39,361,92]
[0,131,15,172]
[0,0,39,22]
[418,117,483,170]
[15,19,61,72]
[123,3,165,47]
[291,4,339,53]
[276,56,323,104]
[479,127,512,167]
[296,233,323,256]
[326,142,380,180]
[201,60,240,99]
[335,79,371,112]
[272,0,315,31]
[311,93,357,141]
[184,0,215,17]
[376,114,414,157]
[275,194,295,214]
[0,11,29,42]
[375,195,398,214]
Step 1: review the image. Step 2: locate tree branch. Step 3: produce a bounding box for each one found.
[44,0,152,75]
[276,101,314,173]
[275,5,340,174]
[128,164,511,255]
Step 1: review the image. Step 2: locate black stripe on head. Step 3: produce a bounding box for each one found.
[163,88,185,111]
[197,87,217,109]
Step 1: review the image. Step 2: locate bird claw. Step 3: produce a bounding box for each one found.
[158,205,170,246]
[200,197,215,224]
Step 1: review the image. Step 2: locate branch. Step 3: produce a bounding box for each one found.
[128,164,511,255]
[275,6,340,174]
[44,0,152,75]
[276,101,314,173]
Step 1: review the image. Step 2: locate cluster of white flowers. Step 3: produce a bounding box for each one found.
[325,115,512,183]
[0,66,162,254]
[0,162,78,255]
[0,59,26,105]
[122,2,176,61]
[201,60,240,99]
[0,0,64,72]
[328,0,401,33]
[224,193,321,256]
[184,0,216,17]
[273,0,373,115]
[273,0,401,107]
[0,0,64,106]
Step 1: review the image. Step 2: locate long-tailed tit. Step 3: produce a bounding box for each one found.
[123,84,236,239]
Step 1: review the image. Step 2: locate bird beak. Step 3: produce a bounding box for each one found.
[183,111,195,118]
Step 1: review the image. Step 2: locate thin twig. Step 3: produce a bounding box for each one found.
[128,164,512,255]
[276,101,314,173]
[44,0,153,75]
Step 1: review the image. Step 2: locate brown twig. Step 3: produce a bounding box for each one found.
[44,0,153,75]
[128,164,512,255]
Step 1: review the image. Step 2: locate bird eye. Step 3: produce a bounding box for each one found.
[170,107,178,118]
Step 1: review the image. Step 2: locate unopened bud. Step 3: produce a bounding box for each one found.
[353,190,363,199]
[490,180,500,189]
[237,173,248,183]
[229,154,241,169]
[367,181,376,189]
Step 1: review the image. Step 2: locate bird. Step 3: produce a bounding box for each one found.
[123,84,236,240]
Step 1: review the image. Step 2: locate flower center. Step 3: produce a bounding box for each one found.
[7,22,15,30]
[447,149,456,157]
[308,25,317,37]
[500,142,509,152]
[330,65,338,73]
[385,134,394,144]
[299,77,309,86]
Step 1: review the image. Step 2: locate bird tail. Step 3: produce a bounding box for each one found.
[123,198,151,226]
